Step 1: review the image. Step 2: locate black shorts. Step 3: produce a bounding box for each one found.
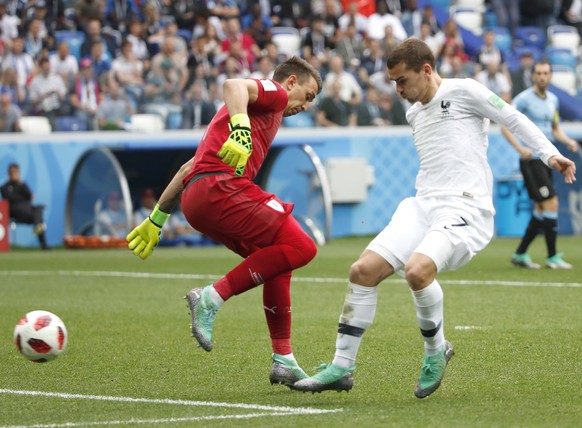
[519,158,556,202]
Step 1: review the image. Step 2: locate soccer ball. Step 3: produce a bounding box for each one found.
[13,310,68,362]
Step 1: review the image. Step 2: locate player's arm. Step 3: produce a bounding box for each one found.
[216,79,259,176]
[126,158,194,260]
[551,120,579,153]
[500,126,534,159]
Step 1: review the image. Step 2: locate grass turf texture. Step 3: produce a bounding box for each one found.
[1,236,581,427]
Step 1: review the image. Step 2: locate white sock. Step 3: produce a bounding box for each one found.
[332,283,378,369]
[208,285,224,307]
[411,280,445,355]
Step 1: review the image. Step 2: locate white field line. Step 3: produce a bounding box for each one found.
[0,270,581,288]
[0,389,342,428]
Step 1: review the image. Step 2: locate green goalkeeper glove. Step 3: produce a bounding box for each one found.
[126,204,171,260]
[217,113,252,177]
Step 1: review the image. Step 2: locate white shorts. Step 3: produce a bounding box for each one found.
[367,196,494,274]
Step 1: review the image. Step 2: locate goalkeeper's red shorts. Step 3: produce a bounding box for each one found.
[181,173,294,257]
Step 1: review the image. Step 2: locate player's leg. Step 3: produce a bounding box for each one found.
[183,179,317,351]
[541,196,572,269]
[512,159,542,268]
[405,242,454,399]
[293,198,425,393]
[263,272,309,386]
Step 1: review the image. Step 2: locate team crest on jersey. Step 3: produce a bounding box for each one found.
[440,100,453,120]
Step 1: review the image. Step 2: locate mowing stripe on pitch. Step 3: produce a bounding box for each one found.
[1,270,581,288]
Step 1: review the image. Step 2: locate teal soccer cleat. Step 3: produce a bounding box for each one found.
[415,340,454,399]
[185,286,219,351]
[291,363,355,393]
[269,354,308,387]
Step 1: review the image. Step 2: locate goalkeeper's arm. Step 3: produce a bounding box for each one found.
[126,158,193,260]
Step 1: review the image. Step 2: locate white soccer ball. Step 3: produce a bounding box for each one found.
[13,310,68,362]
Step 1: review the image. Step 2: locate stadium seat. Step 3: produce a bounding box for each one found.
[128,114,164,132]
[453,0,485,7]
[550,65,577,95]
[488,27,512,54]
[55,116,88,132]
[19,116,52,134]
[546,47,577,71]
[55,30,85,61]
[449,6,484,35]
[271,27,301,59]
[547,25,580,54]
[513,45,543,62]
[178,29,193,43]
[514,26,546,50]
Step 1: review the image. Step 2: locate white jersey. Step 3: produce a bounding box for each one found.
[406,78,561,213]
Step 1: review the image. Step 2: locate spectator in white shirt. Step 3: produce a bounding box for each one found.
[50,41,79,89]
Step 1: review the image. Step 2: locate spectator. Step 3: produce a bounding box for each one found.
[401,0,422,38]
[323,55,362,106]
[1,38,35,95]
[367,0,407,42]
[70,58,101,130]
[180,80,216,129]
[510,49,535,98]
[103,0,141,34]
[520,0,556,30]
[420,5,440,36]
[270,0,312,28]
[250,55,275,79]
[490,0,520,35]
[474,30,505,74]
[132,188,157,228]
[359,38,386,77]
[381,24,401,58]
[95,80,134,130]
[474,58,512,103]
[241,2,273,50]
[0,163,49,250]
[335,22,365,73]
[28,56,67,129]
[161,21,189,59]
[0,90,22,132]
[95,191,128,237]
[88,40,113,88]
[368,67,396,97]
[111,38,145,108]
[316,78,355,127]
[143,58,182,129]
[74,0,106,30]
[354,86,387,127]
[150,37,189,91]
[301,14,334,64]
[206,0,240,20]
[126,19,150,64]
[559,0,582,37]
[168,0,197,30]
[23,18,48,60]
[80,18,116,60]
[0,2,20,51]
[378,91,408,126]
[141,1,164,46]
[338,1,368,35]
[221,17,261,72]
[416,21,441,55]
[0,67,27,109]
[49,41,79,90]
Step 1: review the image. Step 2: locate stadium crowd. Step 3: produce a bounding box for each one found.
[0,0,580,133]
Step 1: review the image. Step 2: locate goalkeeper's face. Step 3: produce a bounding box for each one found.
[283,75,319,117]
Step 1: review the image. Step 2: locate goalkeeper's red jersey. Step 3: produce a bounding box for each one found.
[184,78,288,185]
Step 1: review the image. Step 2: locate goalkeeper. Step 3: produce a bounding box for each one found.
[126,56,322,387]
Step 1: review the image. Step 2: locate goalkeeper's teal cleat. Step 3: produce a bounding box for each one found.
[511,253,540,269]
[291,363,355,393]
[414,340,454,399]
[185,286,219,352]
[269,354,308,387]
[545,253,572,269]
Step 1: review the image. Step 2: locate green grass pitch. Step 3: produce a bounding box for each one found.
[1,236,581,427]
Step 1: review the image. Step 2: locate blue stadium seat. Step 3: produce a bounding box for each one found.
[512,45,543,62]
[283,112,314,128]
[178,29,193,43]
[55,116,89,132]
[546,47,577,71]
[513,26,546,50]
[55,30,85,61]
[488,27,512,54]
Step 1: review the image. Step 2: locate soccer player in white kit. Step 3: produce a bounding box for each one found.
[292,38,577,398]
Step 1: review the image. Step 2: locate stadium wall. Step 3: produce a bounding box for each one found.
[1,125,581,248]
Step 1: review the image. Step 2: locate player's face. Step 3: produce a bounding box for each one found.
[389,62,431,104]
[532,64,551,91]
[284,75,319,117]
